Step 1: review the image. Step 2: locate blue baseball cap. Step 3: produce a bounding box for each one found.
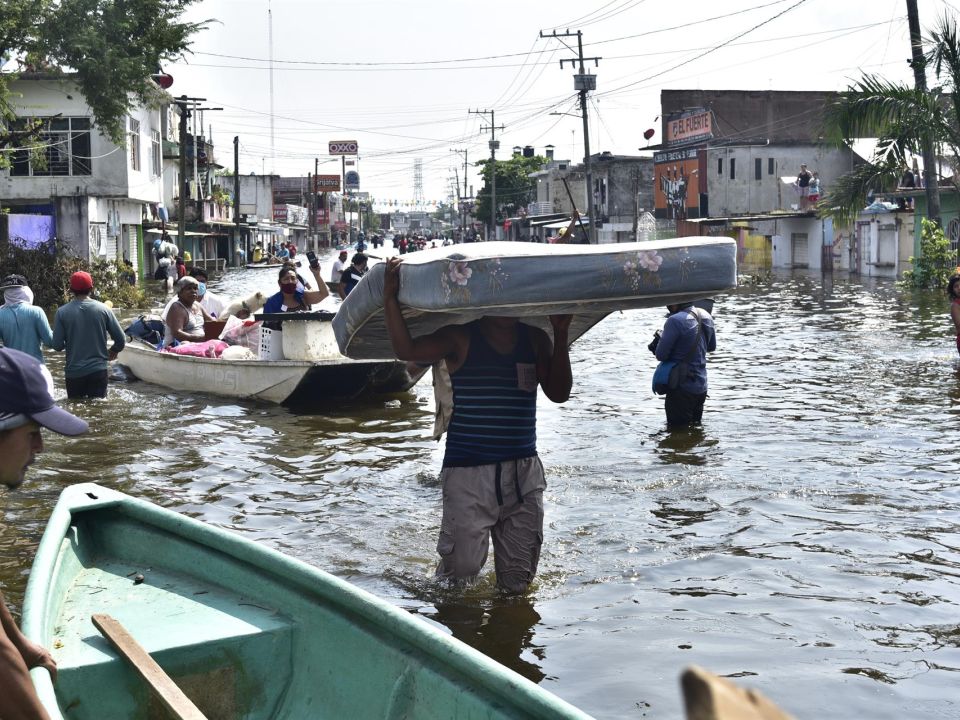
[0,348,88,436]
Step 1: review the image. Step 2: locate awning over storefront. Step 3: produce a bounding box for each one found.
[145,228,221,237]
[541,217,592,230]
[528,215,567,228]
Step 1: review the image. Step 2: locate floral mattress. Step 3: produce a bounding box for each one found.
[333,239,737,359]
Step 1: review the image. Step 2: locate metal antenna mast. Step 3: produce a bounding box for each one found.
[413,158,424,206]
[268,0,275,174]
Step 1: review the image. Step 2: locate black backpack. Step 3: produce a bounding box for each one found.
[125,315,165,346]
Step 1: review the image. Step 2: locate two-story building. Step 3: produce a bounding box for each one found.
[526,147,653,243]
[1,73,167,279]
[655,89,865,269]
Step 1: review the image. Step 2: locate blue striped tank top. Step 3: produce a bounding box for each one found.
[443,322,538,467]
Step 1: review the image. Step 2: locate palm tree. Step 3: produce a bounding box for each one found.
[821,14,960,226]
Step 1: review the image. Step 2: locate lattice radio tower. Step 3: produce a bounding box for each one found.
[413,158,424,206]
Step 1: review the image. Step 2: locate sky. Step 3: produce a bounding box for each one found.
[166,0,956,211]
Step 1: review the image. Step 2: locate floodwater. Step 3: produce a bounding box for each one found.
[2,250,960,719]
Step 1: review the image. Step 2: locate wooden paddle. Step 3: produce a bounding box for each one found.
[560,177,590,241]
[92,614,208,720]
[681,666,793,720]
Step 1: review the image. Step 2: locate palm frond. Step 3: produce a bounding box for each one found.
[817,159,903,227]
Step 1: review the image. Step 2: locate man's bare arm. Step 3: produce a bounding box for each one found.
[383,258,465,366]
[533,315,572,403]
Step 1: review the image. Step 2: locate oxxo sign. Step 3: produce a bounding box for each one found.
[329,140,358,155]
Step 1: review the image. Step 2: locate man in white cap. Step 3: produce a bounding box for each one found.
[0,347,89,718]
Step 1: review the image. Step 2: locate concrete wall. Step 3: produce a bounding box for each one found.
[705,144,858,216]
[753,216,831,271]
[853,213,914,278]
[592,156,655,243]
[661,89,839,143]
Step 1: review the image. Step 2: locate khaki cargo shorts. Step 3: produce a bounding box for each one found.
[436,455,546,594]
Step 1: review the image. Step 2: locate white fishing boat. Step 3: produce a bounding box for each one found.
[118,312,425,406]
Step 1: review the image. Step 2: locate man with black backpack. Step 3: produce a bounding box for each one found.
[650,302,716,427]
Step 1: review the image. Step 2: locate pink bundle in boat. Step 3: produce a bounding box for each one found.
[162,340,228,358]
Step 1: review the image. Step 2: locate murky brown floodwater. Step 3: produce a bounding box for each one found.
[2,249,959,719]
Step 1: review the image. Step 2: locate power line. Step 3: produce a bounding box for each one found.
[596,0,811,100]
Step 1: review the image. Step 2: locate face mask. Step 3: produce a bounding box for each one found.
[197,282,206,296]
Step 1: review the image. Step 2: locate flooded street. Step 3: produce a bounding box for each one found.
[2,251,960,719]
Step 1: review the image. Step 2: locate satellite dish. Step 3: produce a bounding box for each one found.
[643,128,655,140]
[151,73,174,89]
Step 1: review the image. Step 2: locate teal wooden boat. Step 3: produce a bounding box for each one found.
[23,484,593,719]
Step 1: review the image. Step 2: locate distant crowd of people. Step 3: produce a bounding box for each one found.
[251,240,301,265]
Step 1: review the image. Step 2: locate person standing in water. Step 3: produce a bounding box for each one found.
[948,274,960,356]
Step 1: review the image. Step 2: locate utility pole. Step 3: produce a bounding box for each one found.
[233,136,241,267]
[176,95,205,254]
[470,109,503,240]
[451,148,468,236]
[453,167,462,238]
[906,0,941,225]
[542,29,601,243]
[314,157,319,251]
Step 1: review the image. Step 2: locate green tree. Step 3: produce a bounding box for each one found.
[1,0,208,152]
[901,218,956,289]
[474,154,546,227]
[821,14,960,226]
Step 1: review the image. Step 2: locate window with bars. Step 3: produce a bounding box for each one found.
[9,118,92,177]
[129,117,141,171]
[151,129,161,176]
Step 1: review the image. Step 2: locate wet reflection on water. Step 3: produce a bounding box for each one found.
[2,261,960,718]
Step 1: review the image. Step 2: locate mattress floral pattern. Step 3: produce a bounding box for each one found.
[333,239,736,359]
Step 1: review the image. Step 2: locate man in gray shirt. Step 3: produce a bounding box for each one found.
[52,271,125,398]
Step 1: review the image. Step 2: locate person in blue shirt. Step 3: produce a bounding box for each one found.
[653,302,717,427]
[0,274,53,363]
[262,262,328,315]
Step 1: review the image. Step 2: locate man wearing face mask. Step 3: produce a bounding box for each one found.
[163,276,215,347]
[0,275,53,364]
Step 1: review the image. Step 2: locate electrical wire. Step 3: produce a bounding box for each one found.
[596,0,810,100]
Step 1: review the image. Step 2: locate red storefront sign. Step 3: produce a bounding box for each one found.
[315,175,340,191]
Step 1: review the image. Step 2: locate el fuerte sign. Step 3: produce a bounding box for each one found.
[665,109,713,146]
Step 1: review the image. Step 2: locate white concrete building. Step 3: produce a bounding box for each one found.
[0,74,167,276]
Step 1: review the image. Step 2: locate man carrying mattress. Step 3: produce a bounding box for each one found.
[383,257,573,594]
